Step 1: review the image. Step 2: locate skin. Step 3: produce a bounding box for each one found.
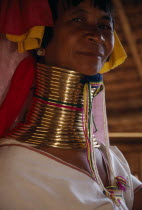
[45,0,114,75]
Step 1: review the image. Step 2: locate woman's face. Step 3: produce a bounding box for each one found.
[45,0,114,75]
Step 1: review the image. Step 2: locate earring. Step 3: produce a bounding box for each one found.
[37,48,45,56]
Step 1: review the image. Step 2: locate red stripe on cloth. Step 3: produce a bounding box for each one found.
[0,0,53,35]
[0,56,35,137]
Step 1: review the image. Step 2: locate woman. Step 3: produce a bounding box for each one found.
[0,0,141,209]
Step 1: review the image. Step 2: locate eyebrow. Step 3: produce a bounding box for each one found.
[69,8,89,15]
[101,16,112,22]
[69,8,112,22]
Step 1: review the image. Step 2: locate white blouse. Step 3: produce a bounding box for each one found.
[0,139,141,210]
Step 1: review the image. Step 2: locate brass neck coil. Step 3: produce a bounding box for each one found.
[6,63,103,149]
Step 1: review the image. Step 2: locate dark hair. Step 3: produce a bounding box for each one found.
[40,0,113,49]
[48,0,113,21]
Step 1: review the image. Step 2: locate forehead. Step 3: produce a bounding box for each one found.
[59,0,112,13]
[58,0,112,19]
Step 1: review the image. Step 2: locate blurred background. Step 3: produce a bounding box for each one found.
[104,0,142,180]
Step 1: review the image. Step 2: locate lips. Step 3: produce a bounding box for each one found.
[76,51,103,58]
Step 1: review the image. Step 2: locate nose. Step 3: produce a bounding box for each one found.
[85,27,105,44]
[87,33,105,43]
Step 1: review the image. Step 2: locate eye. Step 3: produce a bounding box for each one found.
[98,24,112,30]
[71,17,85,23]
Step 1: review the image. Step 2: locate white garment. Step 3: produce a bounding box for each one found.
[0,139,141,210]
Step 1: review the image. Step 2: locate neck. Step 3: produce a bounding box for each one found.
[6,63,103,149]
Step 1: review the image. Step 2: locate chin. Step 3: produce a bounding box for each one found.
[75,64,101,76]
[69,57,103,75]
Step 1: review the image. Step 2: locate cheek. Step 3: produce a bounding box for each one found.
[108,34,115,56]
[57,32,78,59]
[54,23,84,61]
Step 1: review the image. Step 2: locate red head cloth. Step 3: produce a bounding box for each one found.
[0,0,53,35]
